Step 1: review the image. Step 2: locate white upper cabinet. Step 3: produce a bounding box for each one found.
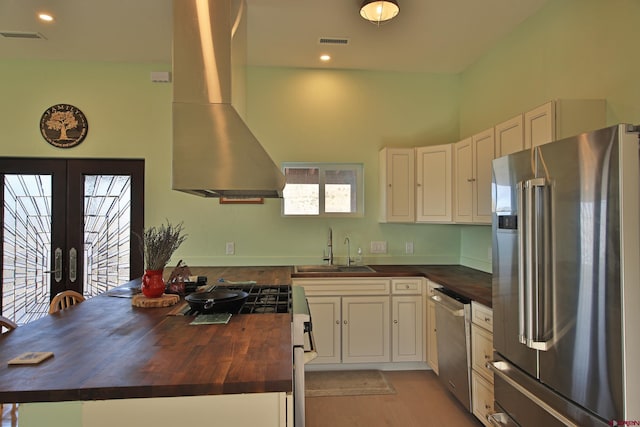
[415,144,453,223]
[525,99,606,148]
[454,129,494,224]
[495,114,525,157]
[379,148,415,223]
[472,129,495,224]
[453,137,473,222]
[378,100,604,226]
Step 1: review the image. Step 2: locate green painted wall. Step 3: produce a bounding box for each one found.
[457,0,640,272]
[0,60,462,268]
[3,0,638,274]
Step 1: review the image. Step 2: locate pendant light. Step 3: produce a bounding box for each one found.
[360,0,400,25]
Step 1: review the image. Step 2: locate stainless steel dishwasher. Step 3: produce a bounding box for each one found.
[431,287,472,411]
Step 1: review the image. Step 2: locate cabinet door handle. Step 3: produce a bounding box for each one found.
[343,320,348,325]
[336,320,340,325]
[467,178,476,182]
[393,319,398,324]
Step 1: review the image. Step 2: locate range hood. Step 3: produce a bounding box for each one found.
[172,0,285,198]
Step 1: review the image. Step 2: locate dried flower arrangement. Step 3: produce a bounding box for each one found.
[141,221,188,271]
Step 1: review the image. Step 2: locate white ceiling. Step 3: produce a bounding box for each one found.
[0,0,550,73]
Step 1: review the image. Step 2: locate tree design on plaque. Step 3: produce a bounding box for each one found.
[40,104,89,148]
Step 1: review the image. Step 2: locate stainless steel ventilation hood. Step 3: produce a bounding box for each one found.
[172,0,285,198]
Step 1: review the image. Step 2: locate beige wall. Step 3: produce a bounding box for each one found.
[459,0,640,136]
[457,0,640,269]
[3,0,637,273]
[0,60,463,269]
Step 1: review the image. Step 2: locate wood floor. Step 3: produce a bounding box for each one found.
[306,370,483,427]
[2,370,482,427]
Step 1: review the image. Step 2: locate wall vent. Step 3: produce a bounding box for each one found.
[0,31,46,39]
[318,37,350,46]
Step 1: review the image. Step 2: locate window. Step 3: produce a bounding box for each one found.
[282,163,364,217]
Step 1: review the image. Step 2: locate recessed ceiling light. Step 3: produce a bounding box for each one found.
[320,54,331,62]
[38,13,54,22]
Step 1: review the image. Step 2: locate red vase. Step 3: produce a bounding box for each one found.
[142,269,165,298]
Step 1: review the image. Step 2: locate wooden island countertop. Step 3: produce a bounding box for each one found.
[0,269,293,404]
[0,264,491,405]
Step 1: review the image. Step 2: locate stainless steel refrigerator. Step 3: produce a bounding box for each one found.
[490,124,640,427]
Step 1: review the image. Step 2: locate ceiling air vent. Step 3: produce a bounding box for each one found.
[318,37,350,46]
[0,31,46,39]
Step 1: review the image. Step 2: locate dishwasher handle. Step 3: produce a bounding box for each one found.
[431,294,465,317]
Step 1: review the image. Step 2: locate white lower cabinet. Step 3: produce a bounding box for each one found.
[471,301,494,426]
[20,392,291,427]
[472,374,494,427]
[306,296,341,364]
[426,280,441,374]
[296,277,425,366]
[307,295,390,364]
[342,296,390,363]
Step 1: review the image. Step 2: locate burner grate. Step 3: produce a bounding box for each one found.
[180,284,292,315]
[235,284,291,314]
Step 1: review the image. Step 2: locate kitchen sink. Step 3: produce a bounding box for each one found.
[294,265,376,274]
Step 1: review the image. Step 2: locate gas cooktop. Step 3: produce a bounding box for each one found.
[182,284,292,315]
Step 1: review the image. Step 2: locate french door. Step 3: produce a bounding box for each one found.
[0,158,144,324]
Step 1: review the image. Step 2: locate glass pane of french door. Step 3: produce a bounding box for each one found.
[2,174,53,324]
[83,175,132,297]
[1,158,144,325]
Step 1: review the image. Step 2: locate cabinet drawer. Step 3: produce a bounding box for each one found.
[472,371,495,427]
[472,301,493,331]
[391,278,422,294]
[471,323,494,383]
[293,278,391,296]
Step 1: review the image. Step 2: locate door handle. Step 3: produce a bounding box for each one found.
[44,248,63,283]
[519,178,552,351]
[69,247,77,283]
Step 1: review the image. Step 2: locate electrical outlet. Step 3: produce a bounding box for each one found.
[370,241,387,254]
[405,241,414,254]
[226,242,235,255]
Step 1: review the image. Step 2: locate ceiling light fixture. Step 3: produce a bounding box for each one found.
[320,54,331,62]
[359,0,399,25]
[38,13,54,22]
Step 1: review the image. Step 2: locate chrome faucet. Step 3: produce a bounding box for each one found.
[344,237,352,266]
[322,227,334,265]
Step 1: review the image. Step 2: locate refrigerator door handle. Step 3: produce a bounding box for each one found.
[524,179,537,347]
[517,181,527,345]
[488,360,579,427]
[519,178,552,351]
[530,177,552,351]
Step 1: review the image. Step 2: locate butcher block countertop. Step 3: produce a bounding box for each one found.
[0,265,490,405]
[291,264,492,308]
[0,275,292,404]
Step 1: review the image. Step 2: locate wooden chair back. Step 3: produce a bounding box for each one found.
[0,315,17,332]
[49,290,86,314]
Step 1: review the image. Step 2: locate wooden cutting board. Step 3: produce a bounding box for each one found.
[131,293,180,308]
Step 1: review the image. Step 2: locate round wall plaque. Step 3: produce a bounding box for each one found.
[40,104,88,148]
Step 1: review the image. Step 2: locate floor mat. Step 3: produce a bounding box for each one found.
[305,370,396,397]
